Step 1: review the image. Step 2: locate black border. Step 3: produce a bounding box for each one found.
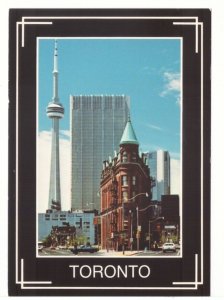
[8,8,211,296]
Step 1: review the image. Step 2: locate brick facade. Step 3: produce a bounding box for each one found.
[100,137,152,251]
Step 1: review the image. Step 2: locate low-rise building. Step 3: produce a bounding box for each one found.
[100,117,152,251]
[38,210,96,245]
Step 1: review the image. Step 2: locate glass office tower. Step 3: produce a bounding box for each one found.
[70,95,130,211]
[146,150,170,201]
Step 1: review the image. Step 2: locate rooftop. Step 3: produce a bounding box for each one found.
[120,117,139,146]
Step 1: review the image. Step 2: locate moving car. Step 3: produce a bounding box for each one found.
[162,242,176,253]
[71,245,99,254]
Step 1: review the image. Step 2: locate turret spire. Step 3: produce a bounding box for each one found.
[120,116,139,146]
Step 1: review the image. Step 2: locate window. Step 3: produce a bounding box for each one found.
[122,191,128,202]
[122,151,128,162]
[132,176,136,185]
[122,175,128,186]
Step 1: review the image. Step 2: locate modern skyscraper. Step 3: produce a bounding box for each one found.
[145,150,170,201]
[46,41,64,210]
[70,95,130,211]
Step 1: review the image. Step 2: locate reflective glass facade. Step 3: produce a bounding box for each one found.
[147,150,170,201]
[70,95,129,211]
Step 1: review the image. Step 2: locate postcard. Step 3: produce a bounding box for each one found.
[8,8,211,296]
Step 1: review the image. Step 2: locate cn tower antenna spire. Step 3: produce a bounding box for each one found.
[53,39,58,73]
[46,40,64,211]
[52,39,59,103]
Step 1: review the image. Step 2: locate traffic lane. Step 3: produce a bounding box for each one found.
[38,248,104,256]
[136,250,180,256]
[38,249,180,256]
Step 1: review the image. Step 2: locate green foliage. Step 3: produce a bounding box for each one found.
[42,234,52,247]
[42,232,89,247]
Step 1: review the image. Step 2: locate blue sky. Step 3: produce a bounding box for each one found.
[38,38,181,158]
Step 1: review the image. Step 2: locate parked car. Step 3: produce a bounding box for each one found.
[38,242,44,251]
[162,242,176,253]
[71,245,99,254]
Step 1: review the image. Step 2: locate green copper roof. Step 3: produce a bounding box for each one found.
[120,117,139,146]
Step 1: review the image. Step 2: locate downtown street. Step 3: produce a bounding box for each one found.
[38,248,180,257]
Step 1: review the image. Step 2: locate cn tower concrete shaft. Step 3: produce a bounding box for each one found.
[46,40,64,211]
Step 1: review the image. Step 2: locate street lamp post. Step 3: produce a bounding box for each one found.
[100,192,148,252]
[127,192,148,202]
[136,202,156,251]
[129,210,133,251]
[122,192,148,252]
[148,217,164,251]
[131,192,149,252]
[136,206,139,251]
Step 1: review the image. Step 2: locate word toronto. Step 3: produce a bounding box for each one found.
[69,264,151,279]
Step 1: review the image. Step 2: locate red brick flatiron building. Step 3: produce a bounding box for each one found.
[100,117,152,251]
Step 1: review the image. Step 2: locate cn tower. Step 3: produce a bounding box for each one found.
[46,40,64,211]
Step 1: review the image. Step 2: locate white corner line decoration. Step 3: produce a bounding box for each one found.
[18,255,198,290]
[173,18,200,53]
[173,254,201,288]
[20,15,199,52]
[18,259,52,288]
[19,20,53,47]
